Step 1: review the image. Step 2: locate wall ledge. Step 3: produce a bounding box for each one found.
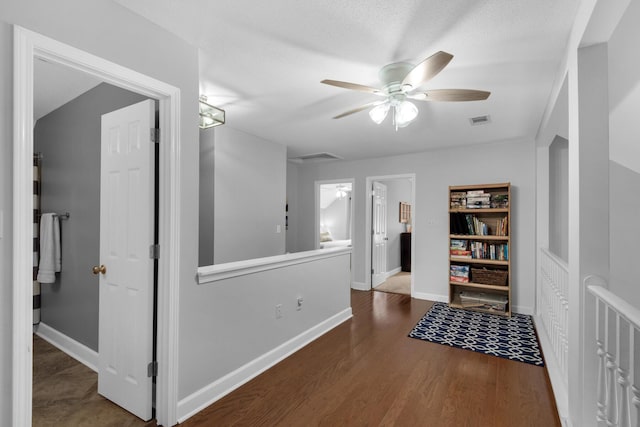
[197,247,351,285]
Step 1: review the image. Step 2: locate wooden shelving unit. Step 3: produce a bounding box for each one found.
[449,183,511,316]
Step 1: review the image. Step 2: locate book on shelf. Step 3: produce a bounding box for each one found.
[450,191,467,208]
[469,242,509,260]
[466,194,491,209]
[466,190,485,196]
[495,216,508,236]
[450,239,468,249]
[450,249,471,257]
[491,193,509,208]
[450,265,470,281]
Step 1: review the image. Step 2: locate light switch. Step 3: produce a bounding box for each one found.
[276,224,281,233]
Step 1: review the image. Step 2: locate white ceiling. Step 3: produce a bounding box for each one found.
[111,1,579,161]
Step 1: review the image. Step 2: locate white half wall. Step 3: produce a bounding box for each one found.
[178,248,352,420]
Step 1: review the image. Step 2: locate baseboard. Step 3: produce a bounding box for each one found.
[533,315,569,424]
[177,307,353,423]
[412,291,448,302]
[513,305,534,316]
[383,267,402,280]
[34,322,98,372]
[351,281,369,291]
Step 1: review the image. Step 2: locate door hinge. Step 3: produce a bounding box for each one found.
[149,244,160,259]
[150,128,160,143]
[147,361,158,377]
[371,268,374,274]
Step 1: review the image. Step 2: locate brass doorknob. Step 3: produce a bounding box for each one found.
[92,265,107,275]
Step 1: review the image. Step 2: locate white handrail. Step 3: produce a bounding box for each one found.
[197,247,352,284]
[588,285,640,330]
[588,282,640,427]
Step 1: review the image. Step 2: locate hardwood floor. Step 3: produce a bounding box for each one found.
[32,335,156,427]
[182,290,560,427]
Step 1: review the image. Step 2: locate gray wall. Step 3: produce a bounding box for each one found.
[212,126,287,264]
[199,128,215,266]
[608,0,640,308]
[34,83,149,351]
[286,161,300,253]
[292,138,536,313]
[0,1,200,422]
[549,136,569,262]
[380,179,412,271]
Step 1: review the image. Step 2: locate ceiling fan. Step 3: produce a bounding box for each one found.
[321,51,490,130]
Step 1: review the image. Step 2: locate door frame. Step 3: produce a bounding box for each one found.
[364,174,416,293]
[13,26,181,426]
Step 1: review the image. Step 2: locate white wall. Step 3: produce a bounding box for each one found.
[549,136,569,262]
[212,126,287,264]
[0,2,199,423]
[293,138,537,313]
[608,0,640,308]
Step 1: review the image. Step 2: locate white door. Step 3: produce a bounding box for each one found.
[97,99,155,420]
[372,182,388,287]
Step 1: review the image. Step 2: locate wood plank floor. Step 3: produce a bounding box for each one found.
[182,290,560,427]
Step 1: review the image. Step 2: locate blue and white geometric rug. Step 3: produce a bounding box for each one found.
[408,302,545,366]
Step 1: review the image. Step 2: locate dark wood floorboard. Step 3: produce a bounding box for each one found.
[32,334,157,427]
[181,290,560,427]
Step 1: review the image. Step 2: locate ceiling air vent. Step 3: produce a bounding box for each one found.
[469,115,491,126]
[289,152,343,163]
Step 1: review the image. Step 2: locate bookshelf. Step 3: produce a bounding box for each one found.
[449,183,511,316]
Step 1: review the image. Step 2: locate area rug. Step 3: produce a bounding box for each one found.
[408,302,544,366]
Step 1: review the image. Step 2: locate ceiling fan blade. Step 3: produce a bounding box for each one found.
[321,79,382,94]
[410,89,491,102]
[333,101,385,119]
[401,51,454,90]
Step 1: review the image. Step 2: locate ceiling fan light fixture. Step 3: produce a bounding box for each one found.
[369,103,390,124]
[394,101,418,128]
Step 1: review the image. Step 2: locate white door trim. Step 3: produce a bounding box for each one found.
[364,174,416,293]
[13,26,181,427]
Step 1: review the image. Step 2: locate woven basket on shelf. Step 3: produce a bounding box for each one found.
[471,268,508,286]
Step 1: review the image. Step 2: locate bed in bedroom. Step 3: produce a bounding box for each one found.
[319,231,351,249]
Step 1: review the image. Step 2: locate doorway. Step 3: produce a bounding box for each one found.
[13,26,181,426]
[365,174,416,296]
[315,179,354,250]
[32,74,158,421]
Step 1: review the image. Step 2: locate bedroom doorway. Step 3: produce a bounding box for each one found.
[365,174,415,296]
[315,179,354,250]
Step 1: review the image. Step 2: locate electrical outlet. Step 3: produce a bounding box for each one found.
[297,297,303,311]
[275,304,282,319]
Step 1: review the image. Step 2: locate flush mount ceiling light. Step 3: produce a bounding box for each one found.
[335,185,348,199]
[199,95,225,129]
[321,51,491,130]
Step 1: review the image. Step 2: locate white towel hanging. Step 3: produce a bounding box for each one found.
[37,213,60,283]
